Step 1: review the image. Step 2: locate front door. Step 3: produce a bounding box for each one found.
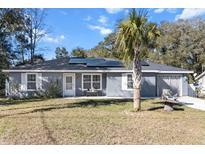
[63,73,75,97]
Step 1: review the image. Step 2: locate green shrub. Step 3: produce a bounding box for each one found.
[43,80,62,98]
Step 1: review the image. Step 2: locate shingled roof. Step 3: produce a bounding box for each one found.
[4,57,192,73]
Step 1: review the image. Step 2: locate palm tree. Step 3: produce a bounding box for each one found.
[115,9,160,111]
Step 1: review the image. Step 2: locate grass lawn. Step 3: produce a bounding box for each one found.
[0,97,205,144]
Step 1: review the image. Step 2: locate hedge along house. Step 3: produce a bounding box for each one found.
[2,57,193,98]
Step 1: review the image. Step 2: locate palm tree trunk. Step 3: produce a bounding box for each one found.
[133,47,142,111]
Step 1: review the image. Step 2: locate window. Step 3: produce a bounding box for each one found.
[66,76,73,90]
[27,74,36,90]
[83,75,92,90]
[92,75,101,90]
[127,74,133,89]
[82,74,101,90]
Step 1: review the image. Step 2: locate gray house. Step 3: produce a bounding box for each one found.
[3,57,193,98]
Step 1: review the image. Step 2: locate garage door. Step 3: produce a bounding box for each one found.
[157,75,181,97]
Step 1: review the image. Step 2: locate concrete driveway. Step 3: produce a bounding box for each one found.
[177,96,205,111]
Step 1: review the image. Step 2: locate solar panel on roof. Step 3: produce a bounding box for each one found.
[69,58,105,64]
[87,60,124,67]
[69,57,124,67]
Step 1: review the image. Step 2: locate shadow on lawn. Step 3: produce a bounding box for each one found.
[147,106,184,111]
[0,98,46,106]
[0,99,131,118]
[31,99,131,112]
[147,101,184,111]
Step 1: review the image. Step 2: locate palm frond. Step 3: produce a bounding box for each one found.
[115,9,160,62]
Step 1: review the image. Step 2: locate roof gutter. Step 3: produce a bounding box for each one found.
[145,70,193,73]
[2,69,194,74]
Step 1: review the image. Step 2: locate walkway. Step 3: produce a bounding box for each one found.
[177,96,205,111]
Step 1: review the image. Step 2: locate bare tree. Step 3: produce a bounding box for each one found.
[24,9,47,64]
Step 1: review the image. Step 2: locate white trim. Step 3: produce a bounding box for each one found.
[122,73,134,91]
[82,73,102,91]
[127,74,134,90]
[63,73,76,97]
[26,73,38,91]
[37,73,42,90]
[2,69,133,73]
[158,71,193,74]
[121,73,127,90]
[5,78,9,96]
[21,73,27,91]
[2,69,193,74]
